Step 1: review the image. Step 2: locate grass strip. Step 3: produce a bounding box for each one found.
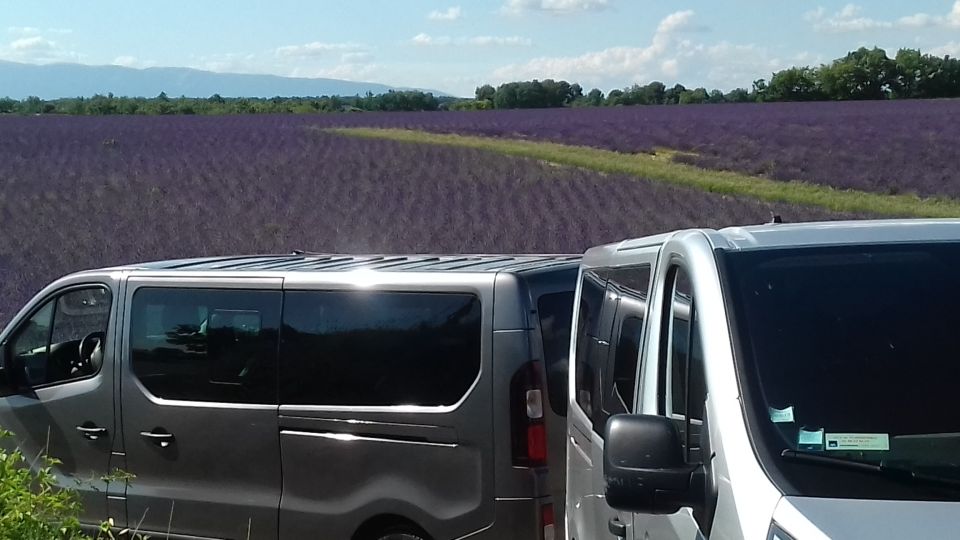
[326,127,960,218]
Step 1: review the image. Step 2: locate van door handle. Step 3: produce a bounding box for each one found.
[76,424,108,441]
[608,517,627,538]
[140,429,175,448]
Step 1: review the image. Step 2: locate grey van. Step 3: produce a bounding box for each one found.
[567,219,960,540]
[0,253,579,540]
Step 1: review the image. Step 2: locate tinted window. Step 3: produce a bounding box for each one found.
[606,265,652,417]
[130,288,281,404]
[724,243,960,500]
[10,287,111,387]
[611,316,643,412]
[538,292,574,416]
[281,291,481,407]
[574,270,606,420]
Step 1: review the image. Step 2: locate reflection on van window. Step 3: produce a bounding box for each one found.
[130,288,281,404]
[726,243,960,499]
[538,292,574,416]
[574,270,607,422]
[280,291,481,407]
[11,287,111,387]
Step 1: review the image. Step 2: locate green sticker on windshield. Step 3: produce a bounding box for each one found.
[825,433,890,451]
[768,406,795,423]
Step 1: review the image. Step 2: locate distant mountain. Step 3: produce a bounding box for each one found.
[0,61,447,99]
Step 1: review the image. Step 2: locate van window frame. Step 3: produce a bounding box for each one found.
[3,283,114,391]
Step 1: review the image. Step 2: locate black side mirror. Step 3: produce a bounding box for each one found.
[603,414,703,514]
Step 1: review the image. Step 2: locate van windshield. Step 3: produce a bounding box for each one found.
[723,242,960,501]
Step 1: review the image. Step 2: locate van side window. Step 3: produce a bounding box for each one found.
[661,267,706,462]
[538,292,575,417]
[280,291,481,407]
[574,269,617,433]
[604,265,652,418]
[130,288,281,404]
[9,287,111,388]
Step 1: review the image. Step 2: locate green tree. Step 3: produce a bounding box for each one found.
[767,67,823,101]
[585,88,604,106]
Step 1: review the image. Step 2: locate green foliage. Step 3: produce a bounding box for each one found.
[0,430,143,540]
[0,90,458,116]
[767,67,823,101]
[0,429,87,539]
[489,79,582,109]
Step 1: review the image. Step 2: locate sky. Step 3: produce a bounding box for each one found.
[3,1,960,97]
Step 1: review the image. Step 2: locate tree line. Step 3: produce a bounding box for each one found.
[469,47,960,108]
[2,46,959,115]
[0,90,455,115]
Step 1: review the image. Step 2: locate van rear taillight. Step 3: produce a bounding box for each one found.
[510,361,547,467]
[541,503,555,540]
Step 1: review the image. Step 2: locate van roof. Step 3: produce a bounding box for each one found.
[586,219,960,260]
[105,253,582,274]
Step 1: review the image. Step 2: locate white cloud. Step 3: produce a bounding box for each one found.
[7,26,71,36]
[492,10,786,91]
[0,33,79,63]
[10,35,56,51]
[806,1,960,33]
[275,41,364,58]
[112,55,138,67]
[929,41,960,57]
[314,62,380,81]
[7,26,40,36]
[428,6,463,21]
[501,0,609,15]
[111,55,157,69]
[804,4,892,33]
[468,35,532,46]
[411,33,531,47]
[341,51,373,63]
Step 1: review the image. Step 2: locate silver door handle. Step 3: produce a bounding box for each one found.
[76,425,108,440]
[140,430,175,448]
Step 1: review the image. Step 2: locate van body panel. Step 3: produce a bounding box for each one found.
[775,497,960,539]
[0,272,121,526]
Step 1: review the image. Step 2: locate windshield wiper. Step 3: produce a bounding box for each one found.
[780,449,960,490]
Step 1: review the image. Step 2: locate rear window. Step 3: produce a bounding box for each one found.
[280,290,482,407]
[538,292,574,416]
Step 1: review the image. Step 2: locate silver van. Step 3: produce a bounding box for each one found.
[0,253,580,540]
[567,220,960,540]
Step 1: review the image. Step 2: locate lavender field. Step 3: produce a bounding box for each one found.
[316,100,960,199]
[0,114,861,326]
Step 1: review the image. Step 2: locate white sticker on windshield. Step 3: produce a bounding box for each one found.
[768,406,795,423]
[825,433,890,451]
[798,428,824,447]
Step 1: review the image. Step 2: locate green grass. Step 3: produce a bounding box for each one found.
[326,127,960,218]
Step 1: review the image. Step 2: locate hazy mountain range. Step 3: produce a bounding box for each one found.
[0,61,446,99]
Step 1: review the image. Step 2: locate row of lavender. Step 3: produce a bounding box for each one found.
[307,100,960,200]
[0,115,859,326]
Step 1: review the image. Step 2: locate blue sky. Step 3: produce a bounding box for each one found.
[3,1,960,96]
